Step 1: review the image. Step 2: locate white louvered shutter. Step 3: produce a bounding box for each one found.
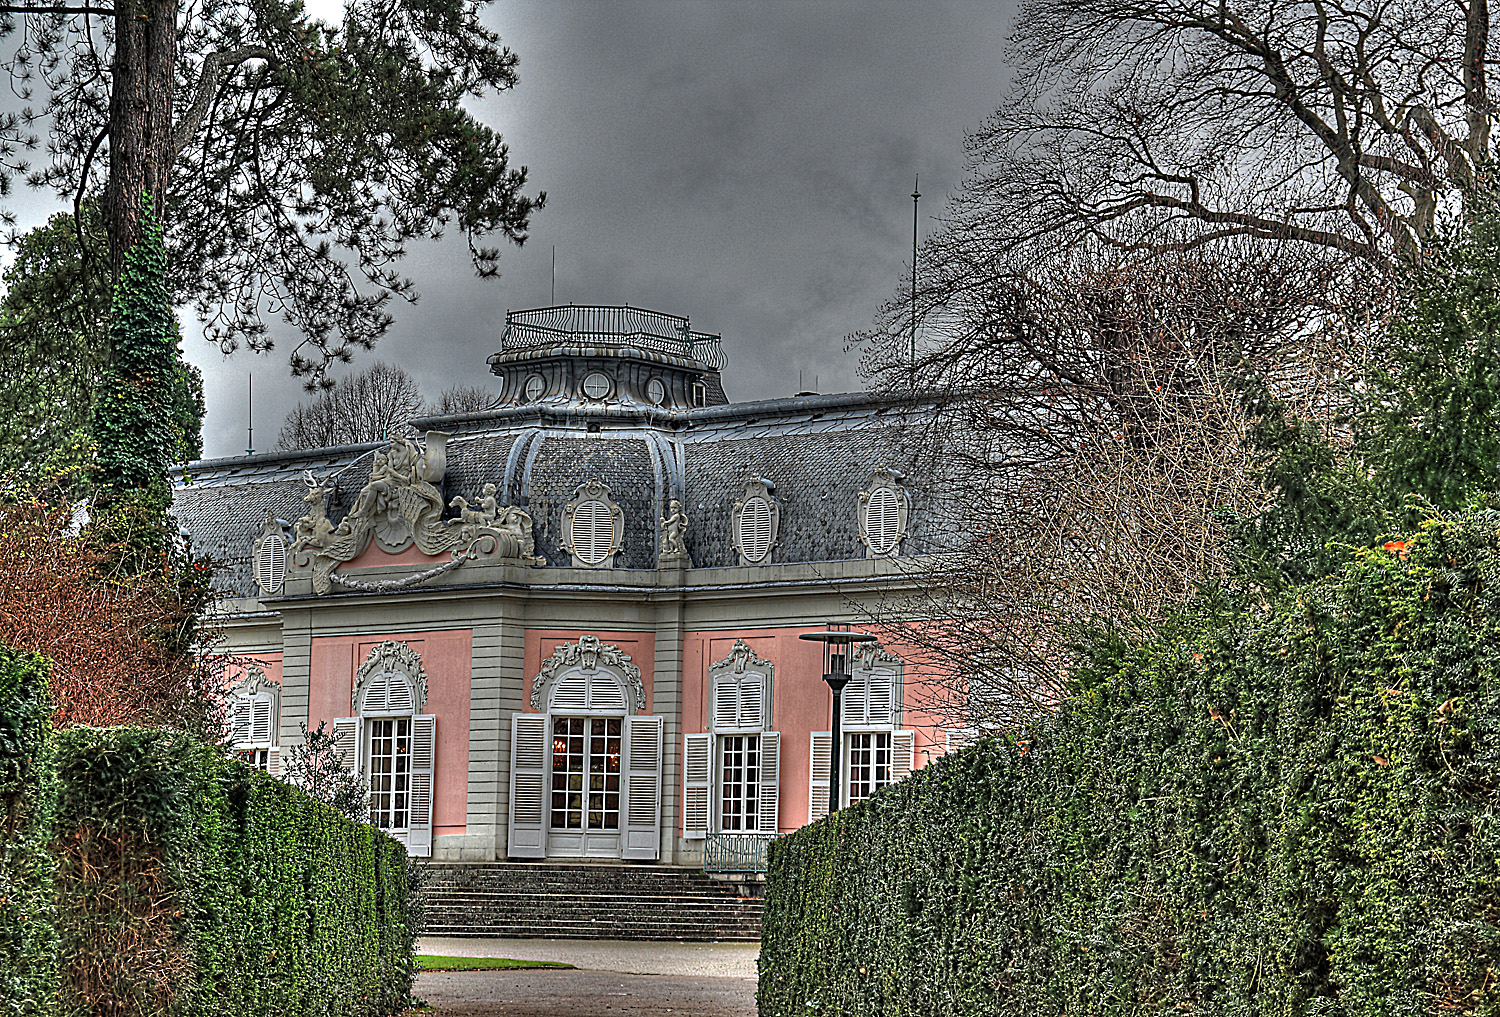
[757,732,780,834]
[892,730,915,784]
[551,673,589,712]
[333,717,359,772]
[254,534,287,594]
[713,678,739,731]
[682,733,712,838]
[866,488,901,555]
[250,696,274,746]
[809,731,832,824]
[622,715,664,860]
[407,715,437,858]
[508,714,548,858]
[841,676,868,727]
[738,676,765,729]
[572,500,614,565]
[589,672,628,712]
[865,672,895,726]
[228,698,251,745]
[738,497,773,562]
[266,747,282,778]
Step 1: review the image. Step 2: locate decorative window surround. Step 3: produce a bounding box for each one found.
[253,511,289,596]
[732,478,780,566]
[226,667,280,775]
[562,479,625,568]
[858,466,911,559]
[808,640,911,823]
[685,640,781,838]
[529,634,647,713]
[335,640,436,857]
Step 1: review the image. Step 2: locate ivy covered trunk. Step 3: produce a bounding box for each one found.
[107,0,177,276]
[92,202,182,529]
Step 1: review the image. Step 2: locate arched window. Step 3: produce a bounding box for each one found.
[684,639,780,839]
[334,641,436,857]
[226,668,280,774]
[563,479,625,568]
[809,642,912,823]
[510,635,664,862]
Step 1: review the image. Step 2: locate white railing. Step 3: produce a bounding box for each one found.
[703,832,779,873]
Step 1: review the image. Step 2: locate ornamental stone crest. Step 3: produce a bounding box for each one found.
[353,640,428,714]
[290,432,542,594]
[709,638,773,678]
[529,634,645,711]
[851,640,901,672]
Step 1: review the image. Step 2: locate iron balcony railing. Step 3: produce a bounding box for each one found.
[703,832,779,874]
[501,304,728,370]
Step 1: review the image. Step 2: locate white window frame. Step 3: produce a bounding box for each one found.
[562,479,625,568]
[226,670,280,775]
[335,640,437,857]
[691,639,782,837]
[731,479,780,567]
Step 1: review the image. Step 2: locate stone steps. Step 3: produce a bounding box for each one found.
[419,862,764,941]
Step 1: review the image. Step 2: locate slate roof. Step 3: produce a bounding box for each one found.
[173,392,946,598]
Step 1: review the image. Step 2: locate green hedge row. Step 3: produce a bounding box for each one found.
[760,512,1500,1016]
[0,640,415,1017]
[0,645,58,1017]
[50,727,416,1017]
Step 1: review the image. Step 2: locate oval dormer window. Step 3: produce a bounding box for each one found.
[866,486,901,555]
[646,377,666,406]
[571,499,614,566]
[737,496,773,564]
[255,532,288,594]
[582,372,612,400]
[525,375,546,401]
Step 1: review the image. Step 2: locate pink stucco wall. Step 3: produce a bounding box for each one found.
[339,542,448,569]
[308,629,472,836]
[682,627,950,835]
[521,630,656,713]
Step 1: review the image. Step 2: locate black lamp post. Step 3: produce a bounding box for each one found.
[800,624,877,816]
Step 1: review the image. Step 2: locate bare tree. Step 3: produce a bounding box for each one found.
[428,384,499,417]
[972,0,1496,270]
[275,361,424,451]
[860,242,1383,728]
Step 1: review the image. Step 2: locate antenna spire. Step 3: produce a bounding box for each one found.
[911,175,921,381]
[246,373,255,456]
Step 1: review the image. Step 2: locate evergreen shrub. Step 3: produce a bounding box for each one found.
[760,511,1500,1016]
[0,645,57,1017]
[51,727,414,1017]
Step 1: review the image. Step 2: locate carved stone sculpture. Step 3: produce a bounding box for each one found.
[290,432,542,594]
[658,498,691,566]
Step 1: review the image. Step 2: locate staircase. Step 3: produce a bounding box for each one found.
[419,862,764,941]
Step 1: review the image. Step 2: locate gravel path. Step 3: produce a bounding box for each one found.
[414,937,760,1016]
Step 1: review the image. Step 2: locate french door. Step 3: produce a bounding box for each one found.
[550,716,622,832]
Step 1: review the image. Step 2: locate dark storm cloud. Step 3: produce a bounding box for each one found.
[179,1,1015,458]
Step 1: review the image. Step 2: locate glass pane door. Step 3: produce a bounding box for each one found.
[550,716,622,831]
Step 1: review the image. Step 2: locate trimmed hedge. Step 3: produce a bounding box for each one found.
[50,727,415,1017]
[760,512,1500,1016]
[0,645,58,1017]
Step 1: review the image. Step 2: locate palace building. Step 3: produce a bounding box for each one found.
[174,304,956,865]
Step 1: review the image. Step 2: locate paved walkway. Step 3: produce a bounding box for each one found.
[414,937,759,1016]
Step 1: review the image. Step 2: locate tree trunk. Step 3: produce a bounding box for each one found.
[108,0,176,276]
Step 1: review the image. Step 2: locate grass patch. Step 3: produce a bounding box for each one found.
[415,955,574,972]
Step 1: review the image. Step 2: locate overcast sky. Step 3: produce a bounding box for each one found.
[17,1,1018,460]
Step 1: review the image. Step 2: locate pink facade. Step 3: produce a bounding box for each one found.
[309,630,472,838]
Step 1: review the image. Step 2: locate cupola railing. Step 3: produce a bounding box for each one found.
[501,304,728,370]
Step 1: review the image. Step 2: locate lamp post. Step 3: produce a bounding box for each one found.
[800,624,877,816]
